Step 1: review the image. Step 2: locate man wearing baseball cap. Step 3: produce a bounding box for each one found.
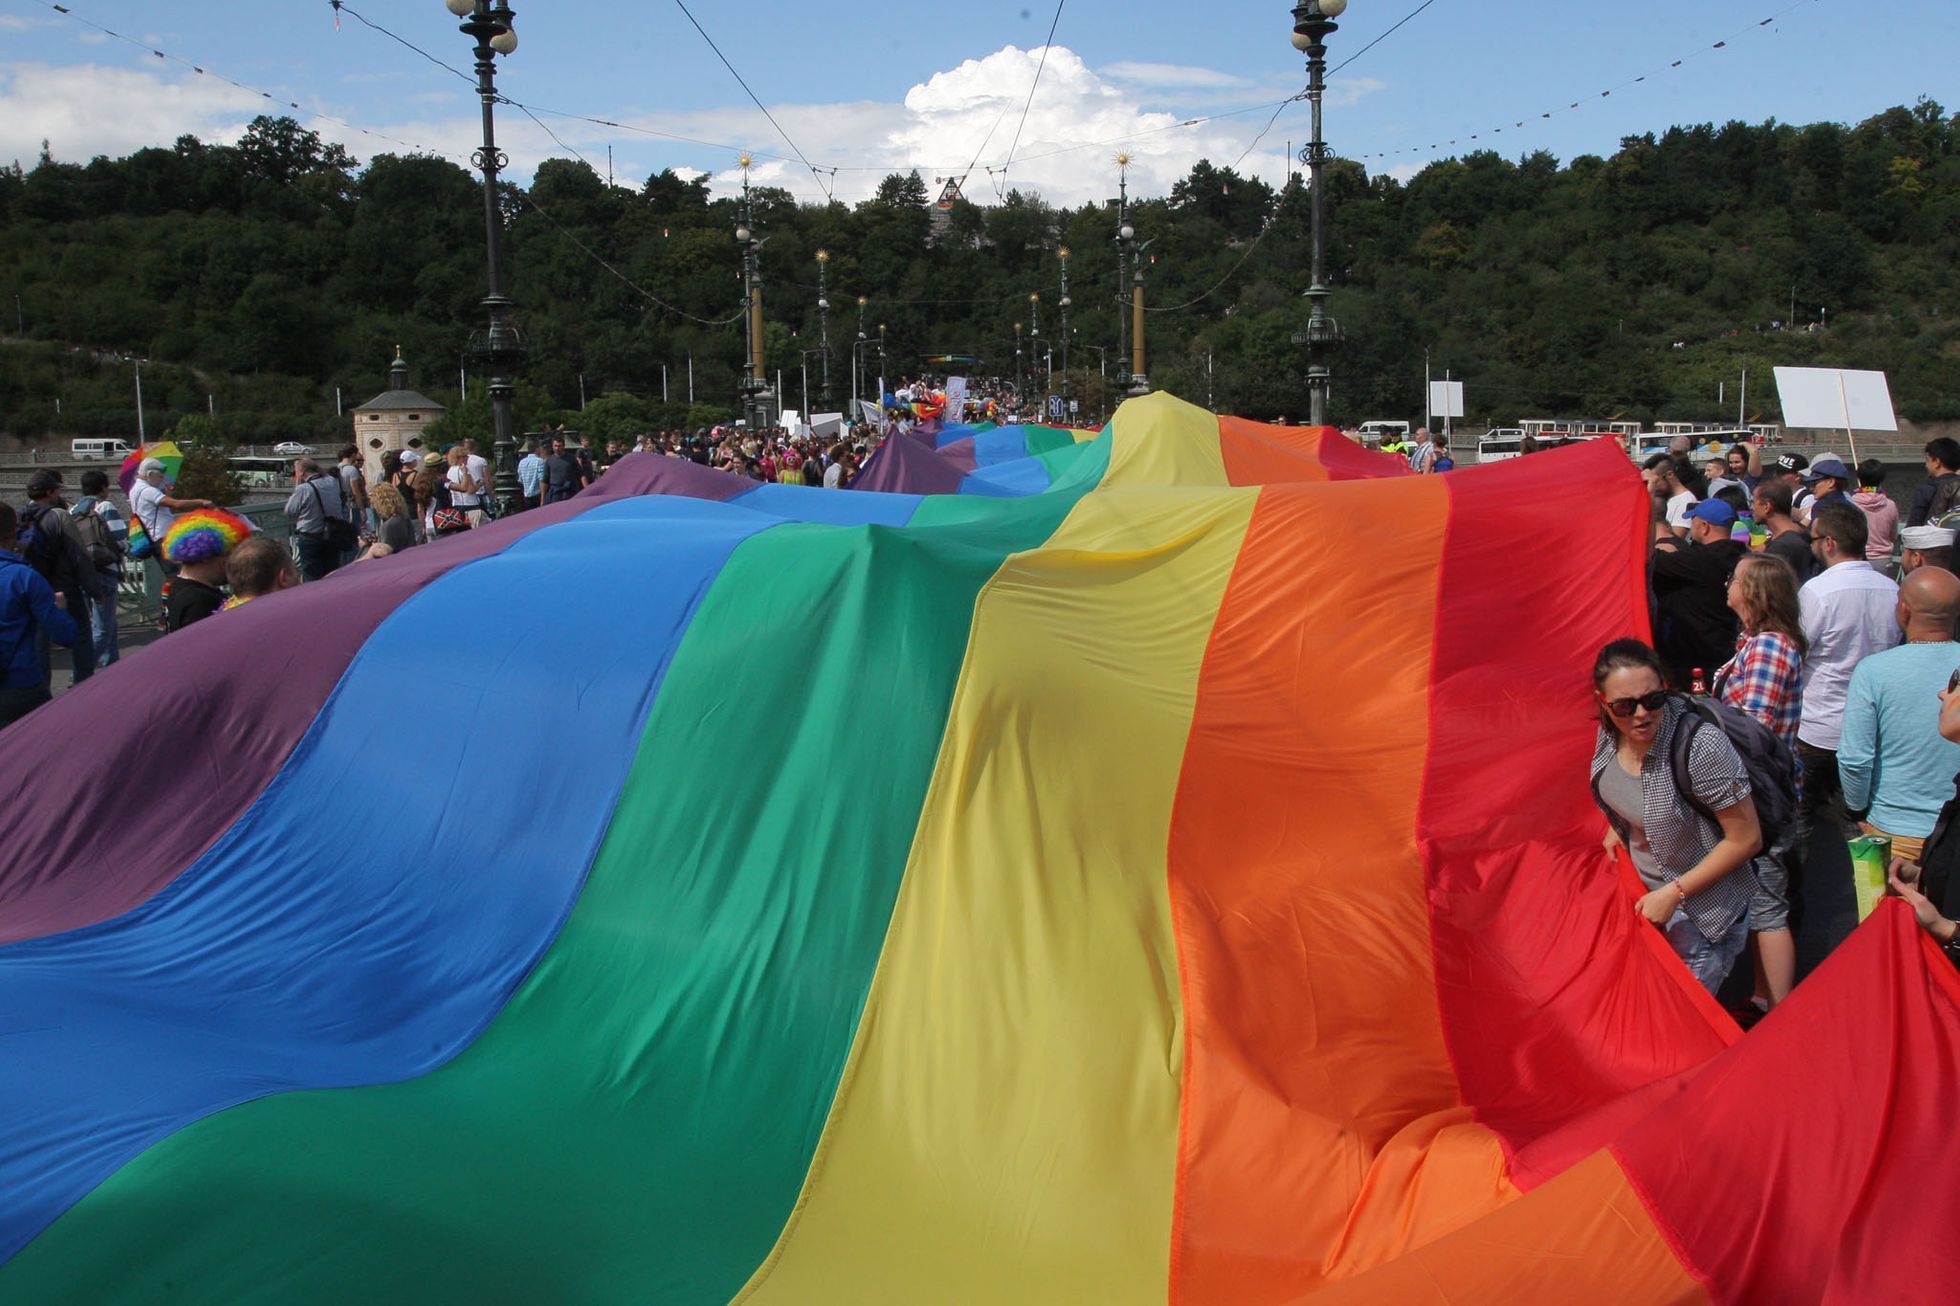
[128,457,213,575]
[1652,498,1748,688]
[1803,456,1854,516]
[1771,452,1811,521]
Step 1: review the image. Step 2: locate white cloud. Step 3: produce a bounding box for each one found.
[1100,61,1247,89]
[0,62,265,165]
[634,45,1365,207]
[1,45,1389,208]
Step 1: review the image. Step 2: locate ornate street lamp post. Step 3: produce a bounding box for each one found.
[1029,292,1042,393]
[1114,154,1134,395]
[1291,0,1348,427]
[1014,321,1024,395]
[855,295,868,417]
[1058,246,1072,420]
[815,249,833,406]
[445,0,526,511]
[735,154,769,430]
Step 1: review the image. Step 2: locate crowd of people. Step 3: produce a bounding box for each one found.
[1594,435,1960,1003]
[0,415,903,727]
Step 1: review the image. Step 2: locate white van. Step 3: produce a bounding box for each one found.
[71,438,135,461]
[1355,420,1411,450]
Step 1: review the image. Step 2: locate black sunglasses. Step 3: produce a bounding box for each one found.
[1602,690,1669,719]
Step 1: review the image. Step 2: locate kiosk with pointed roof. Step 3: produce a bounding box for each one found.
[352,348,445,481]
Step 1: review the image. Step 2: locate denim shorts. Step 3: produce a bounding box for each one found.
[1749,843,1792,933]
[1663,907,1748,994]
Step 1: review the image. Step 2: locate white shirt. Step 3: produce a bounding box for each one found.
[447,464,483,508]
[128,479,173,540]
[1664,489,1700,530]
[1798,560,1902,749]
[466,453,490,495]
[823,462,844,489]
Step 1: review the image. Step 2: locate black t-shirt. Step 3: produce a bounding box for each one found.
[165,577,226,633]
[1651,538,1747,685]
[544,453,581,497]
[1764,528,1821,585]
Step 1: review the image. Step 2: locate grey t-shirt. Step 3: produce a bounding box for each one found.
[1597,759,1666,892]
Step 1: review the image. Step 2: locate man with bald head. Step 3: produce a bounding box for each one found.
[1837,567,1960,863]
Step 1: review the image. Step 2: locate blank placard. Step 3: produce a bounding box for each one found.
[1773,367,1898,432]
[1428,381,1464,419]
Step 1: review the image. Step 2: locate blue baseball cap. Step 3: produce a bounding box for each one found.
[1686,499,1737,528]
[1804,456,1851,483]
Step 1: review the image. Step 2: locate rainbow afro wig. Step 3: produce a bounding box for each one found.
[162,508,254,565]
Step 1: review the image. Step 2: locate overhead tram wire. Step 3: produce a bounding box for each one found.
[1154,0,1813,310]
[327,1,475,85]
[1168,0,1451,313]
[322,0,1311,183]
[669,0,838,202]
[990,0,1067,198]
[1349,0,1822,161]
[1327,0,1443,77]
[1228,0,1444,176]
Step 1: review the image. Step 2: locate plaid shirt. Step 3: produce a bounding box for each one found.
[1715,632,1804,753]
[1592,697,1757,943]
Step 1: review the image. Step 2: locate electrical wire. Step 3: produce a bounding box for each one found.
[1351,0,1821,160]
[512,188,750,326]
[1327,0,1443,77]
[329,1,475,85]
[993,0,1067,197]
[669,0,837,201]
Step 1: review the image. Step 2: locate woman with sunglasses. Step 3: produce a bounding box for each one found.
[1590,639,1763,992]
[1714,555,1807,1013]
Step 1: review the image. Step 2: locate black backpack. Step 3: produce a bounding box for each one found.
[1668,694,1799,851]
[71,501,122,571]
[16,503,64,583]
[1929,474,1960,526]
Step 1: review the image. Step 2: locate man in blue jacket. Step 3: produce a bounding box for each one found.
[0,502,79,729]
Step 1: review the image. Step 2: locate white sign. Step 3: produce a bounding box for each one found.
[810,412,844,440]
[1773,367,1898,433]
[945,376,968,421]
[1428,381,1465,420]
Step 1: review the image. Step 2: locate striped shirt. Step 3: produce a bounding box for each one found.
[1591,696,1757,943]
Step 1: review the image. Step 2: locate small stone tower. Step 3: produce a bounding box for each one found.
[351,347,445,481]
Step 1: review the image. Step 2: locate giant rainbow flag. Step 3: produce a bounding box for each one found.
[1,393,1954,1302]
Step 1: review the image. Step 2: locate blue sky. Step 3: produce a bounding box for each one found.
[0,0,1953,205]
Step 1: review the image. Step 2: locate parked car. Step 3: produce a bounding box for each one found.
[71,438,136,461]
[272,442,313,457]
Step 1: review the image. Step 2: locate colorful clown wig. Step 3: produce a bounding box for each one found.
[162,508,254,565]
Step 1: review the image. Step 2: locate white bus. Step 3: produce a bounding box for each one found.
[71,438,135,461]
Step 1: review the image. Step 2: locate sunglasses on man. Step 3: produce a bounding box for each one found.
[1600,690,1669,718]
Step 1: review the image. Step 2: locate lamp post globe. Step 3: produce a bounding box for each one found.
[445,0,476,14]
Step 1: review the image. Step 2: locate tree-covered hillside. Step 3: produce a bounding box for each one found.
[1,100,1954,442]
